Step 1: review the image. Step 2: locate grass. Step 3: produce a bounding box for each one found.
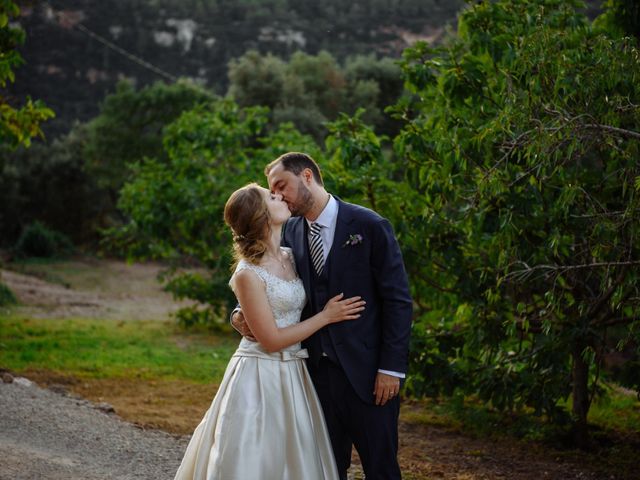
[0,312,240,433]
[402,389,640,452]
[588,385,640,433]
[0,314,236,383]
[3,310,639,437]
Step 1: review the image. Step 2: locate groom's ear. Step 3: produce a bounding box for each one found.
[301,168,314,185]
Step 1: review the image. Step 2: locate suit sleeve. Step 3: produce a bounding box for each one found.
[370,218,413,374]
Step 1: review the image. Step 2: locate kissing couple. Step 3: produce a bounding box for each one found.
[174,152,412,480]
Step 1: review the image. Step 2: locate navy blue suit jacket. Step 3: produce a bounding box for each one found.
[282,198,412,404]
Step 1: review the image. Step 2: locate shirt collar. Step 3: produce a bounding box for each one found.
[307,194,337,229]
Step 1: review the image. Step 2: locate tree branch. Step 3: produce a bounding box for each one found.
[505,260,640,281]
[582,124,640,140]
[586,266,629,321]
[597,316,639,328]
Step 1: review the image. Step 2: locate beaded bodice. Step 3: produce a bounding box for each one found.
[232,248,306,352]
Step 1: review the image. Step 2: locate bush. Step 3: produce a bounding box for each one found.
[0,129,104,248]
[14,222,74,258]
[0,281,17,306]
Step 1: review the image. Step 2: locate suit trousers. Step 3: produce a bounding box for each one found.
[310,357,401,480]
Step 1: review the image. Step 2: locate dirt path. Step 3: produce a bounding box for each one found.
[0,372,620,480]
[0,376,187,480]
[1,258,191,320]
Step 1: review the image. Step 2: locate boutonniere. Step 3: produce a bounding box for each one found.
[342,234,363,248]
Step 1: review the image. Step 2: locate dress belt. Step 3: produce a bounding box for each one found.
[232,348,309,362]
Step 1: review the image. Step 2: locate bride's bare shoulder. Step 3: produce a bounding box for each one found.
[230,265,264,290]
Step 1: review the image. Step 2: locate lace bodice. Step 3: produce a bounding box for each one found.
[231,248,307,351]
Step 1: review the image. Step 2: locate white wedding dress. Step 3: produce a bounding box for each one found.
[174,249,338,480]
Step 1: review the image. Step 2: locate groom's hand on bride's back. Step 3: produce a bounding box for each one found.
[231,309,257,341]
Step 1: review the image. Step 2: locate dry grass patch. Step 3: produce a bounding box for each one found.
[23,368,216,434]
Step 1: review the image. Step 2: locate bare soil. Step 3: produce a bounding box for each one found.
[1,258,635,479]
[1,257,190,320]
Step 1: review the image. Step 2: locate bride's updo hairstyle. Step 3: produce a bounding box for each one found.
[224,183,271,265]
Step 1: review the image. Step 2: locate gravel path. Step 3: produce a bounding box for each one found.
[0,377,189,480]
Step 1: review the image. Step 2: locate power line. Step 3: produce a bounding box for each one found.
[51,5,178,83]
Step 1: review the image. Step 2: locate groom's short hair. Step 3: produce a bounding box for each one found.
[265,152,324,186]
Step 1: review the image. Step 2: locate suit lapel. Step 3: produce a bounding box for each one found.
[291,217,313,300]
[326,200,355,283]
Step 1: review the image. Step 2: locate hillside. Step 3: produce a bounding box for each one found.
[9,0,465,138]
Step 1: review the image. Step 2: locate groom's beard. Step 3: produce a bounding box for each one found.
[288,181,314,217]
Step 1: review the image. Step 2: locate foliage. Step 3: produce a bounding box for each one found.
[383,0,640,446]
[597,0,640,39]
[115,98,320,326]
[0,0,55,304]
[13,221,74,258]
[115,0,639,448]
[0,279,16,306]
[0,127,104,247]
[0,0,54,148]
[343,55,404,136]
[227,50,404,139]
[0,0,59,244]
[83,79,215,200]
[0,80,214,248]
[318,0,640,446]
[228,51,287,110]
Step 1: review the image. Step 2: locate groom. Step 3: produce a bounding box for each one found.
[235,152,412,479]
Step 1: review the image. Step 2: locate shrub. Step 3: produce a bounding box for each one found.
[14,222,74,258]
[0,281,17,306]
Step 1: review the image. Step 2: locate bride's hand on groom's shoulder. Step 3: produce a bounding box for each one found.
[231,309,257,341]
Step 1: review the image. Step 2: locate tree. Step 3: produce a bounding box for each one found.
[343,54,404,136]
[227,50,286,109]
[226,50,406,140]
[319,0,639,448]
[598,0,640,39]
[0,0,54,299]
[116,98,320,327]
[0,126,103,246]
[388,0,640,446]
[2,79,214,246]
[83,79,215,207]
[0,0,53,148]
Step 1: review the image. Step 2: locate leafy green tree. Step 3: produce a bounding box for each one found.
[228,50,286,109]
[287,51,347,120]
[83,79,215,205]
[116,98,320,327]
[386,0,640,446]
[0,0,54,148]
[343,54,404,136]
[0,0,54,299]
[598,0,640,39]
[320,0,639,448]
[226,50,405,139]
[2,79,215,249]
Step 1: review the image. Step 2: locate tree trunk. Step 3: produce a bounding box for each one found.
[571,339,591,449]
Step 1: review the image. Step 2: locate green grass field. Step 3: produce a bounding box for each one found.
[2,310,639,439]
[0,313,236,383]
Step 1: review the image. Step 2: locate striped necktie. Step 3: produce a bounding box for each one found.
[309,222,325,276]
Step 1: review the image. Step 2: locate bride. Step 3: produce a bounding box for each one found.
[174,183,365,480]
